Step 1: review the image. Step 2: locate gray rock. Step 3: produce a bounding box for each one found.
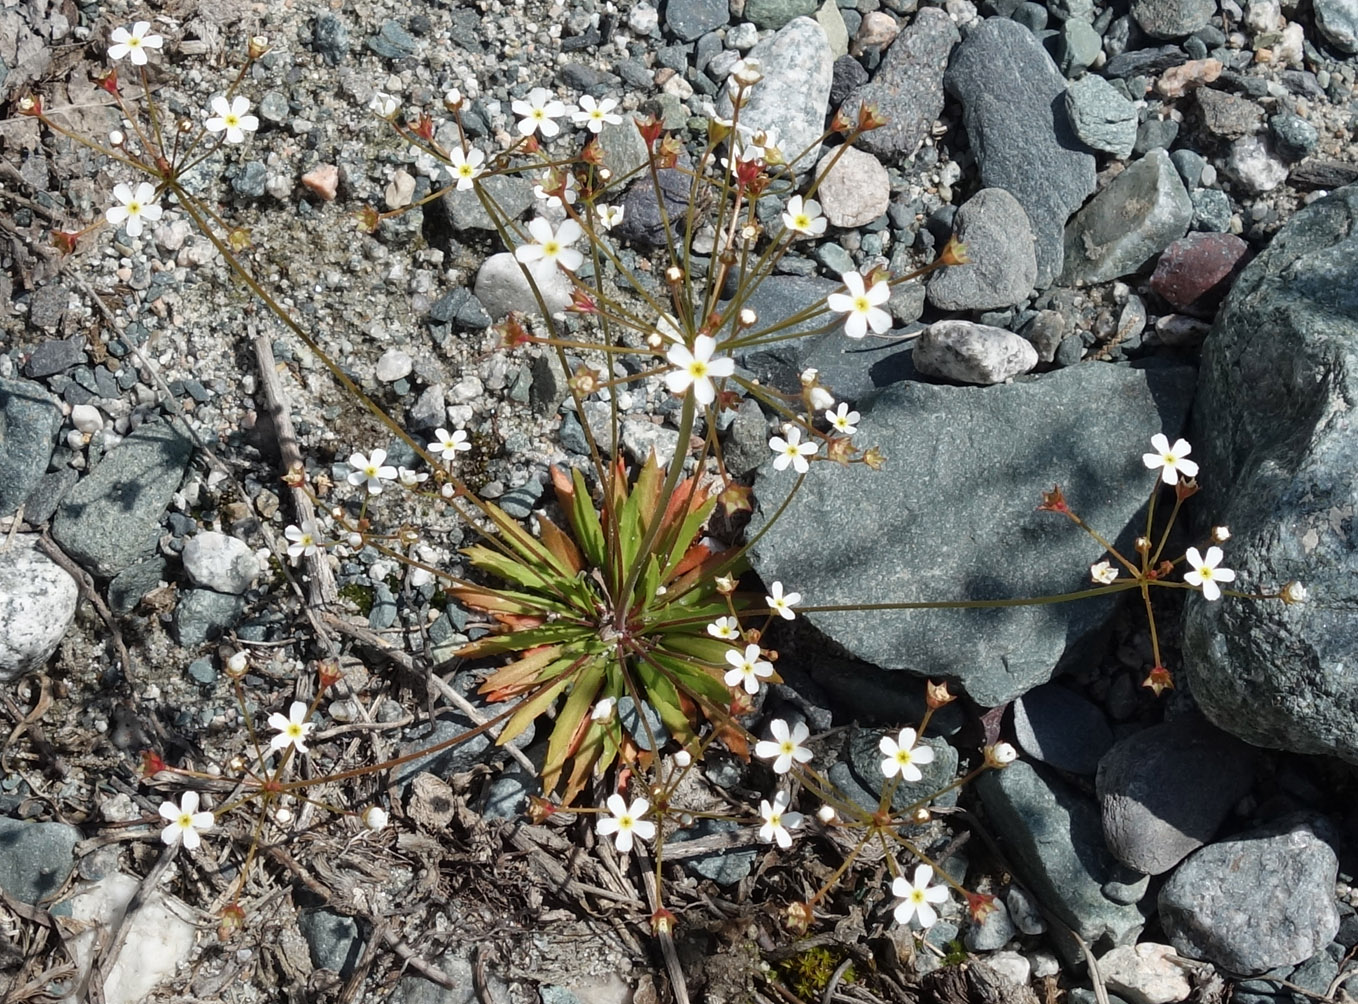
[20,468,78,524]
[1196,87,1263,139]
[1158,816,1340,974]
[392,696,535,790]
[181,531,258,595]
[477,763,538,820]
[1268,113,1319,161]
[108,556,167,615]
[748,363,1196,706]
[1097,716,1257,875]
[311,12,350,65]
[815,145,890,229]
[0,377,62,517]
[173,588,246,647]
[966,896,1018,950]
[367,19,416,59]
[1022,310,1069,363]
[716,17,833,174]
[945,18,1097,286]
[26,283,69,330]
[53,419,194,578]
[442,174,533,232]
[1013,683,1113,776]
[977,762,1146,959]
[1184,184,1358,763]
[1061,149,1193,284]
[22,337,84,378]
[615,163,693,249]
[1313,0,1358,51]
[618,696,669,751]
[0,536,78,682]
[837,727,960,814]
[669,818,757,884]
[666,0,729,41]
[428,288,491,330]
[1132,0,1216,37]
[840,8,958,161]
[927,188,1038,310]
[473,253,573,320]
[744,0,817,30]
[1060,18,1104,75]
[258,90,288,123]
[913,320,1039,384]
[1190,187,1232,232]
[298,908,365,976]
[594,117,650,183]
[1065,74,1139,159]
[829,54,870,108]
[393,948,511,1004]
[0,816,80,904]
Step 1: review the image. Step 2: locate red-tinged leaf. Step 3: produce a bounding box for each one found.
[497,675,574,748]
[538,514,584,574]
[476,645,564,698]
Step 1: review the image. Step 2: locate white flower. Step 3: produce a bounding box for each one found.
[429,427,471,461]
[1142,433,1199,486]
[827,403,860,435]
[809,386,835,411]
[985,742,1018,767]
[663,335,735,407]
[1184,545,1235,602]
[267,701,316,756]
[347,448,398,494]
[1211,525,1231,543]
[368,92,400,118]
[285,520,321,560]
[758,792,804,849]
[512,86,567,138]
[397,466,428,487]
[769,427,818,474]
[105,182,162,238]
[515,217,584,272]
[596,793,655,853]
[755,719,814,775]
[596,204,625,231]
[591,697,616,722]
[572,95,622,133]
[108,21,163,65]
[765,581,801,621]
[533,170,578,208]
[730,57,763,88]
[205,96,259,144]
[363,806,388,831]
[879,727,934,782]
[891,864,949,928]
[826,271,892,340]
[707,616,740,640]
[724,643,774,695]
[782,195,827,237]
[1090,560,1119,585]
[448,146,485,190]
[158,791,215,850]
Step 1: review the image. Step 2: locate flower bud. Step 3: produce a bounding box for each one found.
[673,749,692,767]
[1211,525,1231,542]
[248,36,270,59]
[1282,581,1308,605]
[985,742,1017,768]
[590,697,616,722]
[363,806,389,831]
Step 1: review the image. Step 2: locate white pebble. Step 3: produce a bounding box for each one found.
[71,404,103,433]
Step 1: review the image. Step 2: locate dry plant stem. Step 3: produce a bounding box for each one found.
[252,328,339,608]
[633,843,690,1004]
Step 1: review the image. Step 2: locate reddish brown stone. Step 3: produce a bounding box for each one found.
[301,163,339,201]
[1149,233,1251,315]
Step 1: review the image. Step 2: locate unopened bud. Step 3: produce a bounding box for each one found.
[363,806,389,831]
[1282,581,1308,605]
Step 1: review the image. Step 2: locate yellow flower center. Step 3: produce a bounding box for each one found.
[128,200,142,214]
[688,360,709,379]
[177,812,192,828]
[795,214,810,228]
[543,240,560,257]
[853,295,870,313]
[1199,567,1214,580]
[768,811,782,827]
[129,37,143,49]
[224,113,240,127]
[780,740,795,755]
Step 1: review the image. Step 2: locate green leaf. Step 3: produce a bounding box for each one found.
[565,467,607,569]
[497,673,574,747]
[542,658,606,781]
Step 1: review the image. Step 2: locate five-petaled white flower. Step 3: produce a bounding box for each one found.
[448,146,485,190]
[769,427,818,474]
[572,95,622,133]
[755,719,814,775]
[1184,545,1235,601]
[105,181,162,238]
[596,203,625,231]
[892,864,949,928]
[596,793,655,853]
[429,427,471,461]
[827,271,892,340]
[724,643,774,695]
[268,701,316,756]
[515,217,584,272]
[707,616,740,640]
[512,86,567,138]
[758,792,804,849]
[348,449,398,494]
[1090,560,1118,585]
[782,195,827,237]
[158,791,215,850]
[205,96,259,144]
[1142,433,1199,486]
[765,581,801,621]
[879,727,934,782]
[398,466,428,487]
[285,520,321,560]
[109,21,163,65]
[663,335,735,407]
[827,402,860,435]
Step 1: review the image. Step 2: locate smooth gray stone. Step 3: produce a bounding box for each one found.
[669,818,756,885]
[0,377,62,517]
[441,174,534,232]
[1013,682,1113,775]
[1313,0,1358,51]
[173,588,246,647]
[927,188,1038,311]
[52,419,193,578]
[1184,184,1358,762]
[1061,148,1193,284]
[0,817,79,905]
[747,362,1195,707]
[298,908,365,977]
[945,18,1096,285]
